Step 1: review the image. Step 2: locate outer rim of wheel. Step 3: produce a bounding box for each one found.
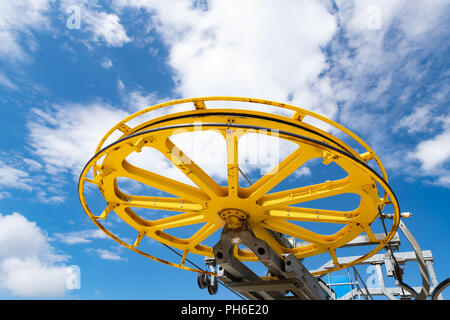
[92,97,391,217]
[94,97,389,185]
[79,120,400,276]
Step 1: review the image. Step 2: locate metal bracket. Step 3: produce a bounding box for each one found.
[212,223,333,300]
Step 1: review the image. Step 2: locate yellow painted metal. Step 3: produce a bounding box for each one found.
[219,209,249,229]
[78,97,400,276]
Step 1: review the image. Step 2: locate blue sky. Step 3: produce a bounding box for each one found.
[0,0,448,299]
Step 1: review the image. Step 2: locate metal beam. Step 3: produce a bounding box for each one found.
[213,226,286,300]
[296,232,401,249]
[228,279,299,292]
[213,224,333,300]
[313,250,434,273]
[282,254,334,300]
[340,287,426,300]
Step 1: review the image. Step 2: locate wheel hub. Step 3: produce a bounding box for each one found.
[218,208,249,229]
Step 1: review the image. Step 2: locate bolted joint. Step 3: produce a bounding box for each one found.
[218,208,248,229]
[226,215,242,229]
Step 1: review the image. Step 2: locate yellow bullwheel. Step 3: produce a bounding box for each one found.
[78,97,400,281]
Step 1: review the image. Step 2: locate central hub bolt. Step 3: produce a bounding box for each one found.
[218,209,248,229]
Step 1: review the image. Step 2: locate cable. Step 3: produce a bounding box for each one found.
[431,278,449,300]
[161,242,246,300]
[238,167,252,186]
[398,220,430,299]
[379,208,400,275]
[351,266,373,300]
[378,206,407,297]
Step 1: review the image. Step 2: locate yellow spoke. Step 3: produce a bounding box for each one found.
[180,250,189,266]
[132,231,146,248]
[329,248,340,266]
[226,129,239,197]
[161,138,226,198]
[146,212,206,232]
[251,224,286,257]
[120,195,205,212]
[267,206,359,224]
[193,100,206,110]
[120,160,209,203]
[361,223,379,242]
[94,203,117,220]
[187,222,220,248]
[245,147,312,201]
[262,219,326,245]
[259,176,354,209]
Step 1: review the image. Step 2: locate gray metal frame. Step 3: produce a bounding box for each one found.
[198,214,447,300]
[212,223,334,300]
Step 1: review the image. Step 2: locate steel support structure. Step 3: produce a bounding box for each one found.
[212,223,334,300]
[318,249,444,300]
[206,219,447,301]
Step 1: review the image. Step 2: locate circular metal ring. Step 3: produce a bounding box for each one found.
[79,110,400,276]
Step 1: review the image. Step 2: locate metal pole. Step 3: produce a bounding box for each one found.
[352,266,373,300]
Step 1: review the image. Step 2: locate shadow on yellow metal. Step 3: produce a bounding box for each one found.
[78,97,400,276]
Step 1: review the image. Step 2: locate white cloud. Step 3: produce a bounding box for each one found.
[125,147,198,187]
[0,191,11,199]
[86,248,125,261]
[28,102,128,176]
[27,95,298,187]
[434,175,450,188]
[61,0,131,48]
[95,249,124,261]
[111,0,449,188]
[22,0,449,190]
[53,229,108,245]
[0,213,67,264]
[117,78,125,91]
[104,0,340,185]
[23,158,43,171]
[26,99,210,189]
[0,72,18,90]
[0,0,52,61]
[117,80,161,111]
[0,258,70,298]
[117,0,338,117]
[101,58,113,69]
[410,126,450,171]
[0,0,129,63]
[326,0,449,187]
[35,190,66,204]
[331,0,448,118]
[0,161,33,192]
[396,105,434,135]
[405,115,450,187]
[294,166,312,178]
[0,212,72,298]
[85,11,131,47]
[238,133,298,177]
[0,156,70,203]
[124,90,159,111]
